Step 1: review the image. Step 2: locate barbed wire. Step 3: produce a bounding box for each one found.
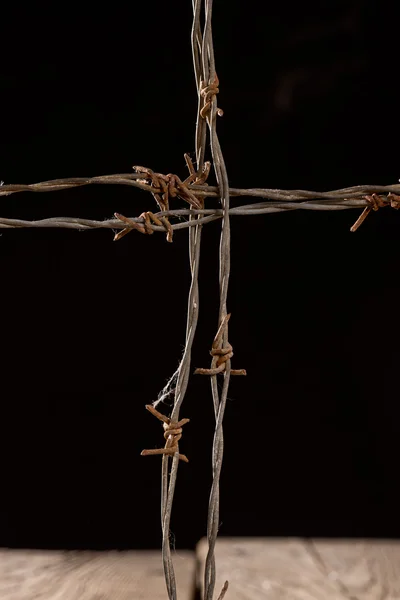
[139,1,213,598]
[149,0,233,597]
[2,2,399,600]
[3,174,400,201]
[2,177,400,235]
[193,3,232,599]
[2,188,400,234]
[140,1,232,598]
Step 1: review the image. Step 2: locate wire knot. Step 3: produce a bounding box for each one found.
[350,192,400,232]
[134,166,204,212]
[114,157,211,242]
[141,404,190,463]
[194,314,247,376]
[388,192,400,209]
[113,210,173,242]
[200,74,224,119]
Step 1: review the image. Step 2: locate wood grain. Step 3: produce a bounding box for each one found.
[196,537,400,599]
[312,540,400,599]
[0,548,195,599]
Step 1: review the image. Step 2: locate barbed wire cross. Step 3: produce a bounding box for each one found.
[1,2,398,600]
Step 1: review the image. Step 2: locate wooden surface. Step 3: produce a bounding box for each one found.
[2,539,400,599]
[196,537,400,599]
[0,548,195,599]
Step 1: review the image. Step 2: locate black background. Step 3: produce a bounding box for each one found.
[1,1,399,551]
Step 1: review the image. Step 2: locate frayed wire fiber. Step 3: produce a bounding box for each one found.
[153,366,180,409]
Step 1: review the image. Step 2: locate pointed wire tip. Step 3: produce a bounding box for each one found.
[217,580,229,600]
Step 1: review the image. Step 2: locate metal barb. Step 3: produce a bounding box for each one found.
[141,405,190,464]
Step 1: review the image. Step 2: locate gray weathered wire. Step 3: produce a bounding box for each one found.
[198,3,231,599]
[2,175,400,200]
[150,1,209,597]
[1,193,400,232]
[143,1,234,598]
[2,178,400,233]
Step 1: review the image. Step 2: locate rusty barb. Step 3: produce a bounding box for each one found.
[350,192,400,232]
[114,154,211,242]
[194,314,247,377]
[217,580,229,600]
[200,73,224,119]
[141,404,190,463]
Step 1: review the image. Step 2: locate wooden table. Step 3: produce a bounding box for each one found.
[197,538,400,599]
[1,538,400,598]
[0,548,195,599]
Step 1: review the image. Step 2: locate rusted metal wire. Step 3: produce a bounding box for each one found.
[134,2,232,598]
[1,193,400,234]
[191,2,232,599]
[349,192,400,231]
[141,405,190,463]
[2,179,400,234]
[194,314,247,377]
[3,175,400,200]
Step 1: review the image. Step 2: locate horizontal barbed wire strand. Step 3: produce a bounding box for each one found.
[2,177,399,233]
[0,195,396,232]
[2,175,400,200]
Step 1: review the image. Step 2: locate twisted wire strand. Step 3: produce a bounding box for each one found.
[148,1,234,597]
[0,193,398,233]
[151,1,209,597]
[157,200,203,600]
[200,2,231,598]
[1,176,400,234]
[2,175,400,200]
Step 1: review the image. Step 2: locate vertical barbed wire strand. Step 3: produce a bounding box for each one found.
[158,199,203,599]
[199,1,232,599]
[192,0,207,176]
[158,208,203,599]
[157,0,231,597]
[155,3,209,598]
